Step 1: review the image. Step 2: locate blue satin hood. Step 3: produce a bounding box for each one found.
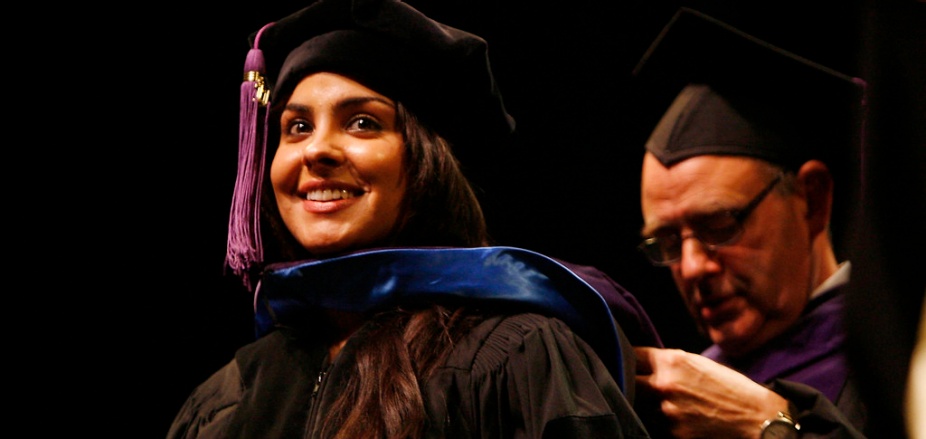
[254,246,627,391]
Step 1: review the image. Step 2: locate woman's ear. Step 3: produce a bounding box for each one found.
[796,159,835,237]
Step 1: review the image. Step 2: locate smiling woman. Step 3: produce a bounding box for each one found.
[165,0,661,438]
[271,73,408,256]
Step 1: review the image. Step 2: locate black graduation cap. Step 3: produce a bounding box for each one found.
[228,0,516,289]
[632,7,867,174]
[253,0,515,150]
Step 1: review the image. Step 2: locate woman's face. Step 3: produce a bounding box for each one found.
[271,72,407,256]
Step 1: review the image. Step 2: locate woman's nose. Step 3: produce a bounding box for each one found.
[302,128,345,171]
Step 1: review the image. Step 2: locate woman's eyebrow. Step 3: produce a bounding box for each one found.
[283,96,394,113]
[336,96,394,110]
[283,102,312,114]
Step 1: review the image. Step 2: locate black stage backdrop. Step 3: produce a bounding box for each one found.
[89,0,922,436]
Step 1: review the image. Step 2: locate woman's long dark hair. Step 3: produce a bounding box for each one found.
[260,100,491,438]
[323,306,484,439]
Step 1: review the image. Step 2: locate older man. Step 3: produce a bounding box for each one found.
[630,8,868,439]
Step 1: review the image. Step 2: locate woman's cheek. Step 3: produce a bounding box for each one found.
[270,146,303,191]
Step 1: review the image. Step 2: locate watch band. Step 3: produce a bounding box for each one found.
[760,411,801,438]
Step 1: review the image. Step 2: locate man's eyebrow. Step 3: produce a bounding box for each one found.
[641,222,676,237]
[641,208,735,236]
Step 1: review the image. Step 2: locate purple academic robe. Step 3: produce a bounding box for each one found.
[703,286,868,437]
[702,287,849,401]
[557,259,664,349]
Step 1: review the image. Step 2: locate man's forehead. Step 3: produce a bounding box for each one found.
[643,153,768,187]
[641,154,772,228]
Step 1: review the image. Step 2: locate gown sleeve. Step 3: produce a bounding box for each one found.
[424,313,651,439]
[166,360,243,439]
[769,378,868,438]
[166,329,327,439]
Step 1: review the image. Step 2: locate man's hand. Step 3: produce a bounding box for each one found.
[634,347,790,438]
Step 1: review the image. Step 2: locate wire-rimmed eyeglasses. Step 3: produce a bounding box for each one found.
[638,175,783,266]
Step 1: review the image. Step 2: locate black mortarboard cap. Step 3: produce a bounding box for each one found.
[254,0,515,149]
[228,0,516,290]
[632,7,867,173]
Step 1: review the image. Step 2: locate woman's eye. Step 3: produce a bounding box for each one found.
[286,120,313,135]
[347,116,383,132]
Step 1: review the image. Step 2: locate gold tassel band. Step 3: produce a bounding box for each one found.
[244,71,270,107]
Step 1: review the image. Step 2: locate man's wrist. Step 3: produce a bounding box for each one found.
[759,411,801,439]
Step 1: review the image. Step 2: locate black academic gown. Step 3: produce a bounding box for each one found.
[167,247,656,438]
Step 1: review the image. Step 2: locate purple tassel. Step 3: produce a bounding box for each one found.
[227,22,274,291]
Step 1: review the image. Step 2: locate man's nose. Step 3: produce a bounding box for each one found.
[678,235,721,280]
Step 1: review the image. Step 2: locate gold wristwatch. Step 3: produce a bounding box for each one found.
[760,411,800,439]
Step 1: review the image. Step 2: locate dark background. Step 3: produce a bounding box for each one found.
[78,0,923,436]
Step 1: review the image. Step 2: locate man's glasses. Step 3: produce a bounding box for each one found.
[638,175,783,266]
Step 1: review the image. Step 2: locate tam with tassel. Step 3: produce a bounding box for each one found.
[227,22,275,291]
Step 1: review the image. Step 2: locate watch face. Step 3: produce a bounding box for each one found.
[761,420,799,439]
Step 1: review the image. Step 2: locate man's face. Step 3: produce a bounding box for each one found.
[639,153,813,356]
